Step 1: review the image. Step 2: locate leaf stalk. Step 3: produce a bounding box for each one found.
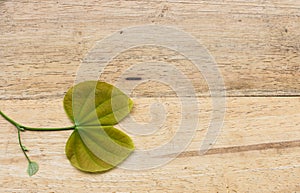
[0,110,75,131]
[0,110,75,176]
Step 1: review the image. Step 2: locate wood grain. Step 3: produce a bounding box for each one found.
[1,0,300,192]
[0,97,299,192]
[1,0,299,98]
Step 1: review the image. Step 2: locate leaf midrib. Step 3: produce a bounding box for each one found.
[74,131,113,172]
[78,93,125,124]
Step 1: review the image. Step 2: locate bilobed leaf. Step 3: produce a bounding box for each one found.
[27,161,39,176]
[63,81,134,173]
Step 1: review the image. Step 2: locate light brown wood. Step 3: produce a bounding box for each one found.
[0,0,300,98]
[0,0,299,192]
[0,97,299,192]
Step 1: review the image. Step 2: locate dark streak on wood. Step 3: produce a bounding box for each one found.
[227,94,300,98]
[125,77,142,81]
[164,140,300,158]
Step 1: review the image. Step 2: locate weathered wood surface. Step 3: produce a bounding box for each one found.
[0,98,300,192]
[0,0,300,192]
[1,0,300,98]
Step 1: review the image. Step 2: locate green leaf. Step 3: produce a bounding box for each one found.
[65,126,134,172]
[63,81,134,172]
[63,81,133,126]
[27,161,39,176]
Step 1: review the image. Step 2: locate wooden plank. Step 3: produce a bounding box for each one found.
[1,0,300,98]
[0,0,299,192]
[0,148,299,192]
[0,97,299,192]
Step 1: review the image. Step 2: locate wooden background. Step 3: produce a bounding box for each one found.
[0,0,299,192]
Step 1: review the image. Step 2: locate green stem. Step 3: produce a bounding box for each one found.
[0,110,22,130]
[0,110,75,131]
[0,110,75,176]
[23,125,75,131]
[17,129,31,163]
